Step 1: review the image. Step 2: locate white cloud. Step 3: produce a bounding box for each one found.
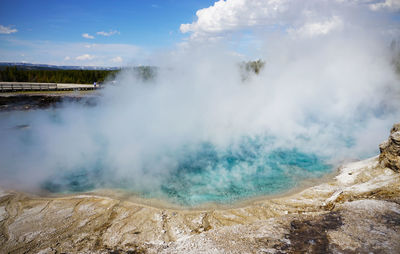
[288,16,344,38]
[180,0,289,38]
[64,56,71,61]
[96,30,119,37]
[82,33,95,39]
[369,0,400,11]
[111,56,123,63]
[0,25,17,34]
[76,54,95,60]
[180,0,400,42]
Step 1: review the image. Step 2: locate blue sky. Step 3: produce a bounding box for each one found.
[0,0,399,66]
[0,0,215,65]
[0,0,218,45]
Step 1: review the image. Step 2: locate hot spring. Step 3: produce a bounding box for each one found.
[43,141,333,206]
[1,108,334,207]
[1,39,399,208]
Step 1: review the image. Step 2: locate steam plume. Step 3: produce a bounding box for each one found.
[0,0,399,205]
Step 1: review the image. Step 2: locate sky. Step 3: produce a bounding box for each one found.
[0,0,216,66]
[0,0,399,66]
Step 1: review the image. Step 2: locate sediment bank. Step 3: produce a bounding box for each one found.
[0,124,399,253]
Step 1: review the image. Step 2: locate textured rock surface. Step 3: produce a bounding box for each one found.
[1,126,400,253]
[380,123,400,172]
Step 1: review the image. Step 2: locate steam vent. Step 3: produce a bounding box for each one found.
[0,123,399,253]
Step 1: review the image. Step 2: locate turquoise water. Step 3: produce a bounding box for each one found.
[1,110,333,207]
[42,138,332,206]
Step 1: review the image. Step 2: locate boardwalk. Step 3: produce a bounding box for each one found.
[0,82,99,92]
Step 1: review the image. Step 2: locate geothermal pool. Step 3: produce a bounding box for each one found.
[1,108,333,207]
[42,140,332,206]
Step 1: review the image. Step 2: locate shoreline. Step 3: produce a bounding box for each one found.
[72,168,340,211]
[1,125,399,253]
[1,155,399,253]
[0,91,101,111]
[0,90,100,97]
[6,162,340,211]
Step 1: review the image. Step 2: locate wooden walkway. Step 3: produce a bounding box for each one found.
[0,82,100,92]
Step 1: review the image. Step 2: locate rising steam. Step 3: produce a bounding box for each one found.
[0,1,399,205]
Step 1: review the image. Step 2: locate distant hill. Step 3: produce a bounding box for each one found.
[0,62,120,71]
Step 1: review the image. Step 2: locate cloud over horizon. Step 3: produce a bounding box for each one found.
[111,56,123,63]
[0,25,18,34]
[82,33,95,39]
[76,54,95,61]
[97,30,119,37]
[0,38,145,66]
[369,0,400,11]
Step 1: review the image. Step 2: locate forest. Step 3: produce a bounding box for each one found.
[0,66,160,84]
[0,67,118,84]
[0,61,266,84]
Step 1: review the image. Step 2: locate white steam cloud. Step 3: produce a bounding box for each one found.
[0,0,399,199]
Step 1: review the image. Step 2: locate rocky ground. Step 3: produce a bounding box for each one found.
[0,124,399,253]
[0,93,99,111]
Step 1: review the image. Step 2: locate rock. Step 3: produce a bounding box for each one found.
[379,123,400,172]
[391,123,400,133]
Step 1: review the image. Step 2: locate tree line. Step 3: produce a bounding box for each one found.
[240,59,265,81]
[0,67,118,84]
[0,62,264,84]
